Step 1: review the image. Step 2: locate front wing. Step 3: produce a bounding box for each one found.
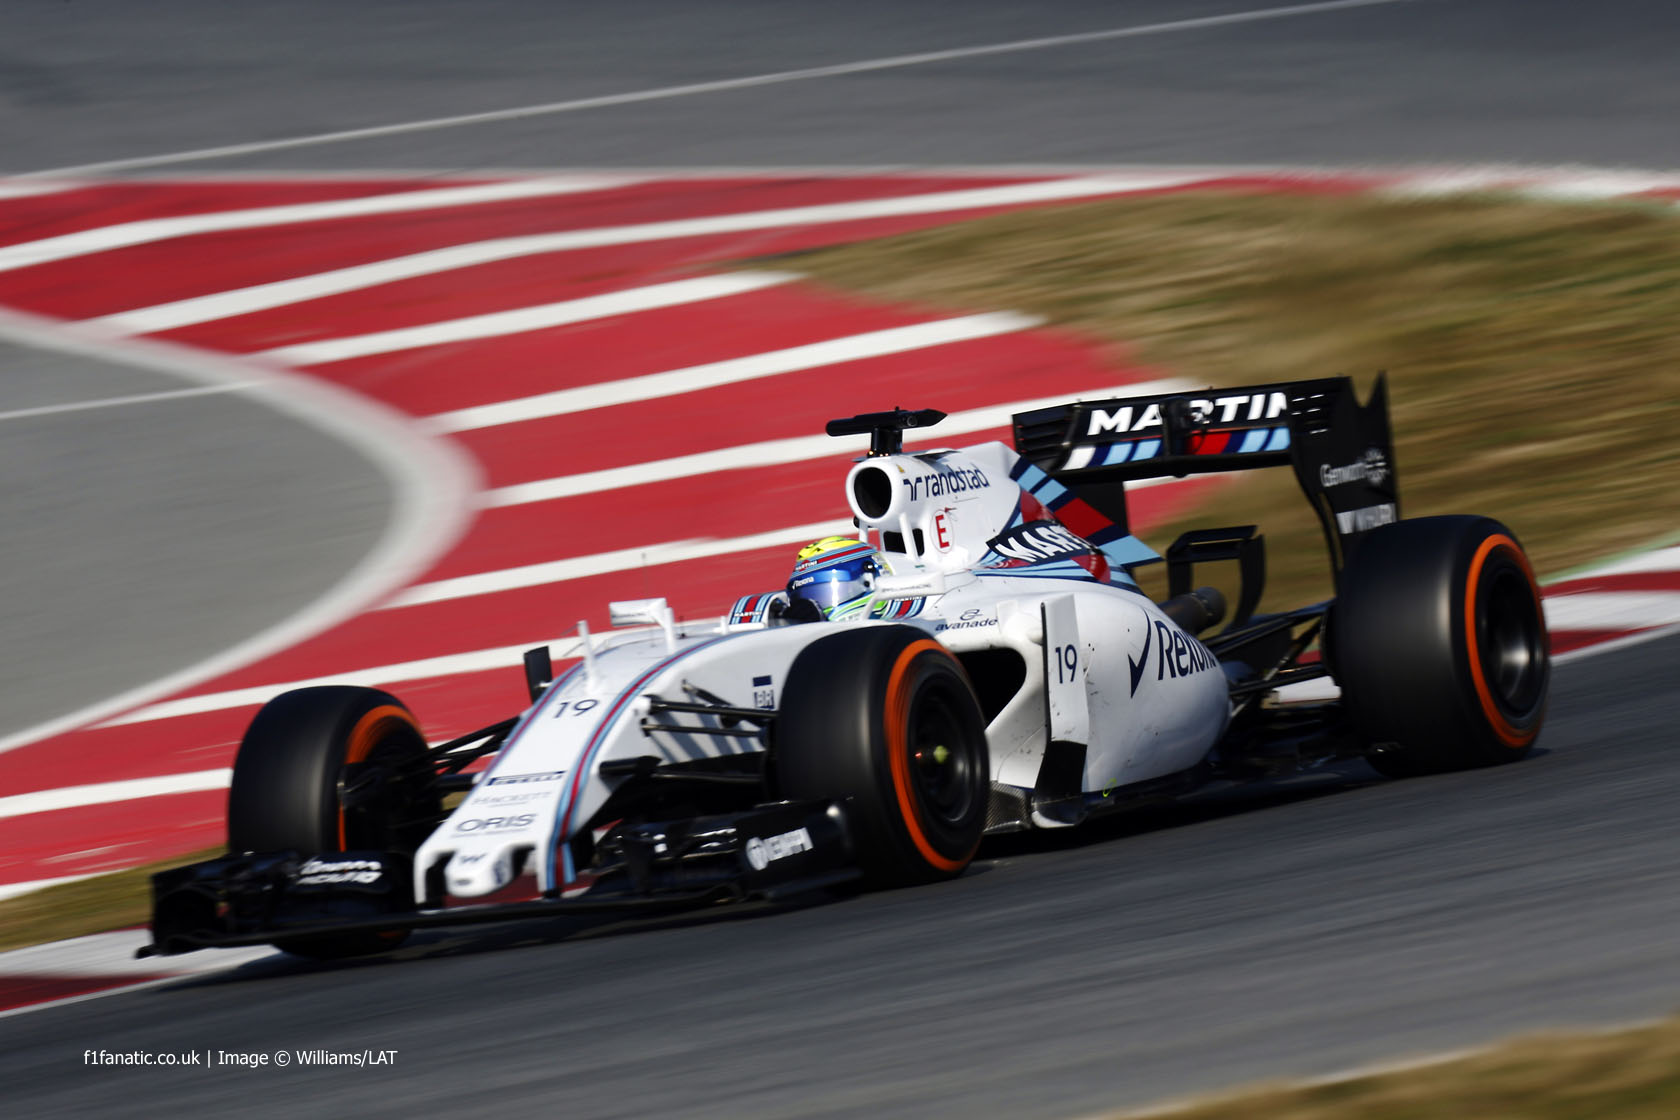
[140,798,854,957]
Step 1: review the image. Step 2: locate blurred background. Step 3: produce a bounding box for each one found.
[2,2,1678,1116]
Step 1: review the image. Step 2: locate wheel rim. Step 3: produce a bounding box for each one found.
[1477,560,1547,720]
[906,678,981,826]
[338,725,437,852]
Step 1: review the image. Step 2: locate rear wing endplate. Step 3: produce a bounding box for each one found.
[1012,376,1399,579]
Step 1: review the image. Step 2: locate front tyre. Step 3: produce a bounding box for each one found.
[227,686,439,957]
[775,627,989,887]
[1330,516,1549,776]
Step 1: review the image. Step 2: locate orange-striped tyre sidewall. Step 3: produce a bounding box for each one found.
[774,625,989,887]
[226,686,434,958]
[1331,515,1550,775]
[1462,534,1547,751]
[883,640,982,875]
[338,704,425,849]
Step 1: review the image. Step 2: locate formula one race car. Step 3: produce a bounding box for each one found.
[144,376,1550,959]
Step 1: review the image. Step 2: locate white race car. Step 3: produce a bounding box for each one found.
[144,376,1550,959]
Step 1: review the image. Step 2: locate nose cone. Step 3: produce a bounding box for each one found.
[445,847,518,898]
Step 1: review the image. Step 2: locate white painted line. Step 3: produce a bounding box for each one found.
[1212,584,1680,704]
[0,307,478,759]
[412,459,1190,606]
[0,383,249,424]
[425,312,1042,433]
[1553,620,1680,665]
[253,271,798,365]
[251,268,796,366]
[0,929,272,977]
[0,770,233,822]
[0,873,105,902]
[42,548,1680,806]
[24,1,1415,178]
[98,637,594,729]
[1518,173,1680,200]
[87,174,1207,334]
[1542,591,1680,631]
[481,436,850,509]
[0,180,84,201]
[480,377,1188,508]
[1365,167,1680,202]
[106,511,934,727]
[0,929,169,974]
[66,452,1202,728]
[0,176,643,275]
[75,615,1680,785]
[1210,597,1680,706]
[0,717,544,821]
[390,518,858,609]
[1378,169,1527,197]
[1563,544,1680,580]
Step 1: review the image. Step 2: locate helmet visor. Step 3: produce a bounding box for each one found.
[787,565,872,612]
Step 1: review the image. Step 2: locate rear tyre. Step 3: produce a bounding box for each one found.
[1329,516,1549,776]
[775,627,989,887]
[228,686,439,957]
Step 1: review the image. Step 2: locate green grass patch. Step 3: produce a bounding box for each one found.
[0,791,479,952]
[786,190,1680,608]
[1126,1017,1680,1119]
[0,847,220,952]
[6,191,1680,1120]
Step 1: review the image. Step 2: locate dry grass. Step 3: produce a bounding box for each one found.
[788,191,1680,608]
[6,191,1680,1116]
[1129,1018,1680,1120]
[0,791,475,950]
[790,192,1680,1110]
[0,847,219,952]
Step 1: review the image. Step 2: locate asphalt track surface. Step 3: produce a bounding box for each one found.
[5,0,1680,172]
[3,0,1679,1116]
[0,337,391,740]
[0,0,1672,728]
[4,632,1679,1119]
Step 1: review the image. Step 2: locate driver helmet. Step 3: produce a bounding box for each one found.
[786,536,884,619]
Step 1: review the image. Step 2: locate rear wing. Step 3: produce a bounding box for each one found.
[1012,376,1398,578]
